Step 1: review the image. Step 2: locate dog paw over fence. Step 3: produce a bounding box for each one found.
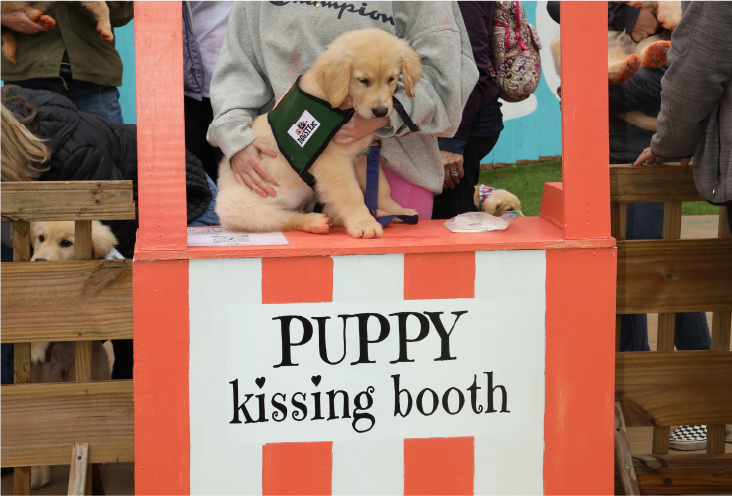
[1,180,136,495]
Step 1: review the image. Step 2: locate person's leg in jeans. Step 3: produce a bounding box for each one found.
[188,174,220,227]
[65,79,124,124]
[432,133,500,220]
[185,96,224,182]
[621,202,711,351]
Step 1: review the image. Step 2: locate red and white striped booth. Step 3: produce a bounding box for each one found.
[133,2,615,494]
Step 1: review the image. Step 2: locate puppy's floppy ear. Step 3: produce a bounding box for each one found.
[399,40,422,98]
[313,46,354,108]
[91,221,118,259]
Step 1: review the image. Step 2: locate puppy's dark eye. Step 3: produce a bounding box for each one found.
[39,234,45,242]
[358,78,369,86]
[60,240,73,248]
[388,76,395,83]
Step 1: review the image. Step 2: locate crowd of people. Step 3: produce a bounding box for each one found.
[1,0,730,458]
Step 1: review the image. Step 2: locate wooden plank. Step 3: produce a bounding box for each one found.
[707,424,727,454]
[652,426,670,455]
[633,454,732,494]
[0,181,135,222]
[610,164,703,203]
[1,260,132,343]
[662,201,682,240]
[14,466,31,495]
[75,221,92,261]
[75,341,92,382]
[656,314,675,352]
[67,442,89,496]
[720,206,731,239]
[614,402,640,495]
[1,381,134,467]
[13,220,30,262]
[711,312,731,352]
[616,351,732,427]
[616,239,732,314]
[13,343,30,384]
[611,202,627,240]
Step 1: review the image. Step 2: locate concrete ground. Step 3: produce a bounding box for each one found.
[2,216,728,494]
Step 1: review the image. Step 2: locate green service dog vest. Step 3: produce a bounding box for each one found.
[268,77,354,183]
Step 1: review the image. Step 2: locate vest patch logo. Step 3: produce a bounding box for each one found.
[288,111,320,148]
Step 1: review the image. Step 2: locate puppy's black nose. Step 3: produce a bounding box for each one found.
[371,107,388,118]
[33,258,47,262]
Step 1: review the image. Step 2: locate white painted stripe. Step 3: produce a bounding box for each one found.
[190,259,263,495]
[332,439,404,495]
[332,254,404,302]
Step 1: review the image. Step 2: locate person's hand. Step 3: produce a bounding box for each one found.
[441,150,464,190]
[0,8,48,34]
[333,113,389,145]
[230,139,280,197]
[633,147,691,168]
[630,7,660,42]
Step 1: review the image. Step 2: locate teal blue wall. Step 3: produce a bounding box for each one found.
[115,2,561,162]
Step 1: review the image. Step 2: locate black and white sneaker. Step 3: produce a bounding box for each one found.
[669,425,707,450]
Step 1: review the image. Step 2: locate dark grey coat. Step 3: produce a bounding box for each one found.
[651,2,732,204]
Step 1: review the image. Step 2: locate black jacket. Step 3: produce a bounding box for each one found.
[608,69,666,164]
[3,87,211,257]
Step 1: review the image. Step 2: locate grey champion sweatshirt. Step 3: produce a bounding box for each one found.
[207,1,478,194]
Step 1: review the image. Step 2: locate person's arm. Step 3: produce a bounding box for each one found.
[608,67,664,113]
[547,1,560,24]
[108,1,134,28]
[608,2,641,32]
[649,2,732,159]
[375,1,479,140]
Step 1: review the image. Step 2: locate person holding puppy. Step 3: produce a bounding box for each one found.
[1,2,133,124]
[207,1,478,220]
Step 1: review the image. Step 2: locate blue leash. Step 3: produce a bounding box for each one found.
[364,143,419,227]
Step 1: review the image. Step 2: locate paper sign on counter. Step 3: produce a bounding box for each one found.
[187,227,289,247]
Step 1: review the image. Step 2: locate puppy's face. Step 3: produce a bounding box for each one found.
[481,190,524,217]
[314,29,422,120]
[30,221,118,261]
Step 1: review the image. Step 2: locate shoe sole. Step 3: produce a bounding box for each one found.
[669,440,707,451]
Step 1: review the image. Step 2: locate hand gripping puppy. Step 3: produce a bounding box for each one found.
[215,28,422,239]
[1,1,116,65]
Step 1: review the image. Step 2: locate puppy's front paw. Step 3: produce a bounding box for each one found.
[347,219,383,239]
[31,465,51,489]
[97,23,114,42]
[302,213,332,234]
[31,342,50,365]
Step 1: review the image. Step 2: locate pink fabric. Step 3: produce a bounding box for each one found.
[383,167,433,220]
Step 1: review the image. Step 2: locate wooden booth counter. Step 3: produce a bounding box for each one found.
[132,2,616,495]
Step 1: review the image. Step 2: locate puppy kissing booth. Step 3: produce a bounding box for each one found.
[133,3,616,495]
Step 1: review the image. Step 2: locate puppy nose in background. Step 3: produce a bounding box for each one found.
[32,258,47,262]
[371,106,388,118]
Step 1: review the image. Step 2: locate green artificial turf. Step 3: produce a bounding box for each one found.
[478,160,718,217]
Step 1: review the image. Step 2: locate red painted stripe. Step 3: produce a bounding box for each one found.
[544,249,616,495]
[262,442,333,495]
[262,256,334,304]
[560,1,611,240]
[404,252,475,300]
[539,182,564,230]
[133,260,190,494]
[404,437,474,495]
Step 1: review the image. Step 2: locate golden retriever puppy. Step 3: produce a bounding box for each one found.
[28,220,116,489]
[473,186,524,217]
[1,1,114,64]
[216,28,421,239]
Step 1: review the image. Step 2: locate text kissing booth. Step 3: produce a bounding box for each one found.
[133,2,615,495]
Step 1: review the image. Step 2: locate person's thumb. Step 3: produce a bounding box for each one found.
[255,140,278,157]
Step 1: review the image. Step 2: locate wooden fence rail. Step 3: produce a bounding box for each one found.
[1,181,135,494]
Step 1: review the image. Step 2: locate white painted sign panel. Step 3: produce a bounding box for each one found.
[189,251,547,495]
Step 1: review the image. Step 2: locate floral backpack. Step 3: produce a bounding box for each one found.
[487,1,542,103]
